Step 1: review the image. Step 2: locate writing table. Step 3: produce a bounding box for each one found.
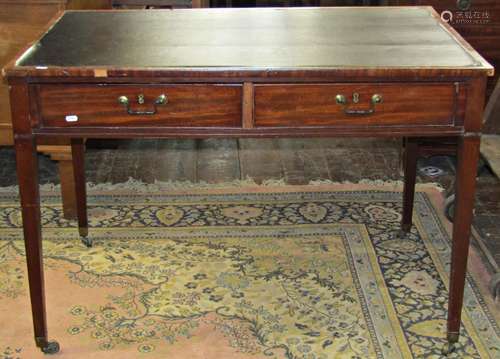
[3,7,493,355]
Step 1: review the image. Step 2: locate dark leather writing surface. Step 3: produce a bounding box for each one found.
[17,7,482,69]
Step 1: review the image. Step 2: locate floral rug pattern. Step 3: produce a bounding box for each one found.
[0,186,499,358]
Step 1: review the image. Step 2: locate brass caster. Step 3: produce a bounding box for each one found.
[40,341,60,355]
[78,226,88,238]
[441,341,456,356]
[442,333,459,356]
[81,236,93,248]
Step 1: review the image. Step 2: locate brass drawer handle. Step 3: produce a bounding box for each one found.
[118,94,168,115]
[335,93,383,116]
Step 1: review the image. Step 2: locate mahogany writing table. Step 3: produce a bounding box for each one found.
[3,7,493,355]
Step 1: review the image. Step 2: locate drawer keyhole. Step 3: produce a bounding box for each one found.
[118,94,168,115]
[335,93,383,116]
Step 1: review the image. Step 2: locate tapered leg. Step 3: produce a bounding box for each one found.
[15,136,59,354]
[401,138,418,233]
[71,139,89,245]
[58,158,78,220]
[38,142,80,220]
[445,135,481,353]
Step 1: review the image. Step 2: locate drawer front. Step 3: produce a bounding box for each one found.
[254,83,460,127]
[37,84,243,127]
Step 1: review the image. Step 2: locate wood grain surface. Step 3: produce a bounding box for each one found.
[254,83,461,127]
[37,84,243,127]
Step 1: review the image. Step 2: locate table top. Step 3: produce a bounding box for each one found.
[5,7,493,78]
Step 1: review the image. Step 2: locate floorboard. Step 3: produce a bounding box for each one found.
[196,138,240,183]
[238,139,283,183]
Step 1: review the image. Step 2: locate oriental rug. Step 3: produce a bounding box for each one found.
[0,183,498,359]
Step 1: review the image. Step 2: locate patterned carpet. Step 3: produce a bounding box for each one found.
[0,183,499,358]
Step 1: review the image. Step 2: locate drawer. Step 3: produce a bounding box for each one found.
[37,84,243,127]
[254,83,461,127]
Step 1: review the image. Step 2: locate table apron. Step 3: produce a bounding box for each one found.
[31,126,465,139]
[29,81,467,137]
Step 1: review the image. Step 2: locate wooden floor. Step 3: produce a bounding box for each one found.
[0,137,499,273]
[83,138,402,184]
